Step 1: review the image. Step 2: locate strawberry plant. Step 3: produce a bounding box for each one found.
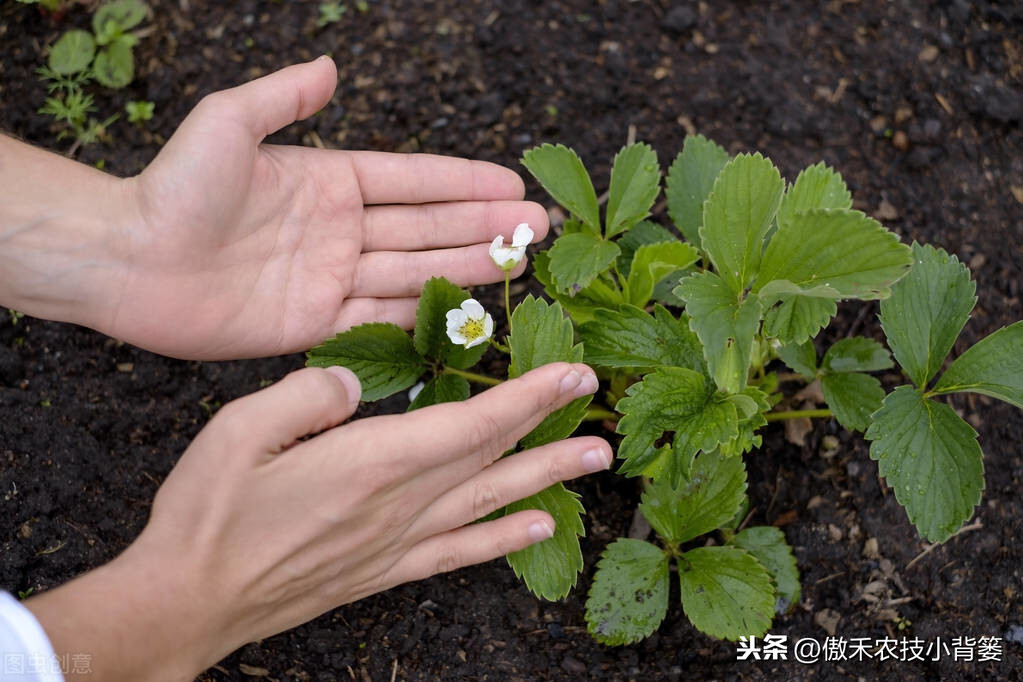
[305,135,1023,645]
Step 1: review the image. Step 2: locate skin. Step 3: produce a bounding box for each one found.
[1,57,611,680]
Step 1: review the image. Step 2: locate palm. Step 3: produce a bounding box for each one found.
[111,59,544,360]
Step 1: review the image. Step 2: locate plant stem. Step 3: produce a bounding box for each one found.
[764,408,833,422]
[442,366,502,386]
[583,406,618,422]
[504,270,512,336]
[489,338,510,353]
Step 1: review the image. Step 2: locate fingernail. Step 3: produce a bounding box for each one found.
[324,366,362,410]
[572,372,599,398]
[528,520,554,543]
[559,370,582,394]
[581,448,610,473]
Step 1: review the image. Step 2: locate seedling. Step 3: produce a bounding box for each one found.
[46,0,149,89]
[306,136,1022,645]
[316,1,346,28]
[125,100,155,124]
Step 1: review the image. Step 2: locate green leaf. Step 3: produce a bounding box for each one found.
[616,369,739,487]
[412,277,486,369]
[48,30,96,75]
[933,321,1023,409]
[509,296,589,448]
[718,387,770,457]
[93,0,148,34]
[776,340,817,378]
[585,539,670,645]
[879,243,976,389]
[521,144,600,234]
[533,251,622,325]
[700,153,785,294]
[626,241,700,307]
[865,386,984,542]
[508,295,581,378]
[821,372,885,432]
[822,337,894,374]
[606,143,661,238]
[578,304,704,372]
[616,221,678,276]
[762,294,836,345]
[306,323,425,401]
[521,396,591,450]
[407,374,469,411]
[666,134,730,247]
[546,233,621,296]
[731,526,801,614]
[679,546,775,640]
[775,162,852,232]
[93,41,134,88]
[675,271,763,393]
[506,483,585,600]
[638,452,747,545]
[756,209,913,300]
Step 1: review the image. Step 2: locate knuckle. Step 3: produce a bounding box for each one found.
[434,545,463,575]
[544,455,569,486]
[471,482,502,521]
[468,412,506,463]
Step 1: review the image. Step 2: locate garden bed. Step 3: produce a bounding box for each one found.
[2,1,1021,679]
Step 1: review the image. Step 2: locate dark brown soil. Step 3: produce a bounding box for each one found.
[2,1,1022,680]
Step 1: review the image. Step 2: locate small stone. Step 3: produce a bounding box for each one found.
[662,5,697,34]
[1005,624,1023,645]
[561,656,587,675]
[918,45,940,62]
[876,199,899,221]
[892,130,909,151]
[863,537,880,559]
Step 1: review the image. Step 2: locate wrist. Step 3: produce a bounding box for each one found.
[0,136,135,331]
[24,541,223,681]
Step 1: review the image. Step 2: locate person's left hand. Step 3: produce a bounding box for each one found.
[108,56,546,359]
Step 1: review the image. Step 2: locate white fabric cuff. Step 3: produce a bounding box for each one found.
[0,592,66,681]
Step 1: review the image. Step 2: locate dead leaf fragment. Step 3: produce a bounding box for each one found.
[814,608,841,636]
[238,663,270,677]
[876,198,899,221]
[1011,185,1023,205]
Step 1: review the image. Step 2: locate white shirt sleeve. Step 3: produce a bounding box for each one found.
[0,592,66,681]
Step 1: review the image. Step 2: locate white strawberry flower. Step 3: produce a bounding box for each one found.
[489,222,534,270]
[445,298,494,348]
[408,381,425,402]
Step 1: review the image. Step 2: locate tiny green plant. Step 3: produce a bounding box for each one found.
[7,309,26,326]
[36,67,119,151]
[46,0,149,89]
[306,136,1022,646]
[125,100,155,124]
[316,1,347,27]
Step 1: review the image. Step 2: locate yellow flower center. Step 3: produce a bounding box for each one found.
[458,318,485,339]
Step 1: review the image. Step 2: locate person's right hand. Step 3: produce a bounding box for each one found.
[26,362,607,681]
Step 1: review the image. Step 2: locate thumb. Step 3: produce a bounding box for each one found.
[214,366,361,455]
[209,56,338,141]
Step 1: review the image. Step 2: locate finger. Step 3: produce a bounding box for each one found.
[362,201,549,251]
[332,296,419,332]
[351,243,527,298]
[384,509,557,587]
[202,56,338,141]
[212,366,360,454]
[408,437,611,539]
[335,362,598,474]
[347,152,525,205]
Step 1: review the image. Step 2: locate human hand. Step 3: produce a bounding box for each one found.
[26,362,607,680]
[108,56,546,359]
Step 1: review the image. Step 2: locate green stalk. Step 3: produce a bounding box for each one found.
[442,366,502,386]
[764,408,832,422]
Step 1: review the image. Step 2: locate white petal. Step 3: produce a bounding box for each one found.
[464,334,486,349]
[408,381,425,402]
[447,328,468,345]
[482,313,494,338]
[512,223,534,247]
[446,308,467,325]
[489,234,506,259]
[461,298,485,318]
[491,245,518,267]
